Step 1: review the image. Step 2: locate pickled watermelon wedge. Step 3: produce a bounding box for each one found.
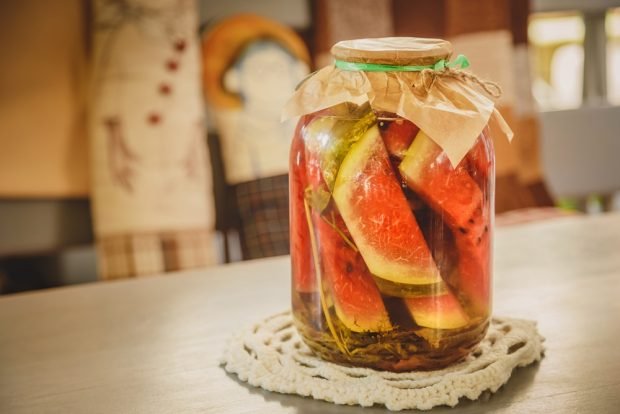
[290,118,317,293]
[303,104,376,191]
[399,131,484,230]
[465,132,492,188]
[399,131,490,316]
[455,226,490,317]
[378,118,419,159]
[315,212,392,333]
[405,293,469,330]
[332,125,443,287]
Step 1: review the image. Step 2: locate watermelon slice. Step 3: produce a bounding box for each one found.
[378,118,420,159]
[300,108,392,333]
[455,224,490,317]
[315,212,392,333]
[399,131,491,316]
[405,293,469,330]
[290,118,316,293]
[303,104,376,191]
[332,125,443,287]
[465,132,493,188]
[399,131,483,230]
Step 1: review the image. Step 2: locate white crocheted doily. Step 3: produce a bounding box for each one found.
[221,311,544,411]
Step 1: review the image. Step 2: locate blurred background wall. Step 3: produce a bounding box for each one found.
[1,0,619,294]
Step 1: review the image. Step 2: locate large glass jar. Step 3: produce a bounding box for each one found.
[289,38,498,371]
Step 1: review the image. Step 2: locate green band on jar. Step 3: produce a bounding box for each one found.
[334,54,470,72]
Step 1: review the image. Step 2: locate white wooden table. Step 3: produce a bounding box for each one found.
[1,213,620,413]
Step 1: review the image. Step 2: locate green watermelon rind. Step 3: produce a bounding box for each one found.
[304,107,376,191]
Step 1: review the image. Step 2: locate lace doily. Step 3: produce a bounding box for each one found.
[221,311,545,411]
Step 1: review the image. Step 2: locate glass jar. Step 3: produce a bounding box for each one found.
[289,38,497,372]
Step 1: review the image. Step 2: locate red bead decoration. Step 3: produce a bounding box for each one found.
[147,112,162,125]
[159,83,172,95]
[174,39,187,52]
[166,60,179,71]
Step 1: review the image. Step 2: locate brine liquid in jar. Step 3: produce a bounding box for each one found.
[290,103,493,371]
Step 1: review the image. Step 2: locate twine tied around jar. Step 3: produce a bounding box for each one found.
[334,54,503,99]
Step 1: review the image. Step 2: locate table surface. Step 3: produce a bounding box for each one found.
[1,213,620,413]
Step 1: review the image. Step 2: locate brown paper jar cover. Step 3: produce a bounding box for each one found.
[331,37,452,65]
[284,37,512,166]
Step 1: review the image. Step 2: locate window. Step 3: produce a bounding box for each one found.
[528,5,620,110]
[607,8,620,104]
[529,11,584,110]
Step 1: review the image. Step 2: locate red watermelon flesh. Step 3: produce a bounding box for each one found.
[332,125,442,286]
[399,131,490,317]
[315,212,392,333]
[455,220,491,317]
[399,131,483,230]
[290,117,317,293]
[465,132,492,188]
[378,118,420,159]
